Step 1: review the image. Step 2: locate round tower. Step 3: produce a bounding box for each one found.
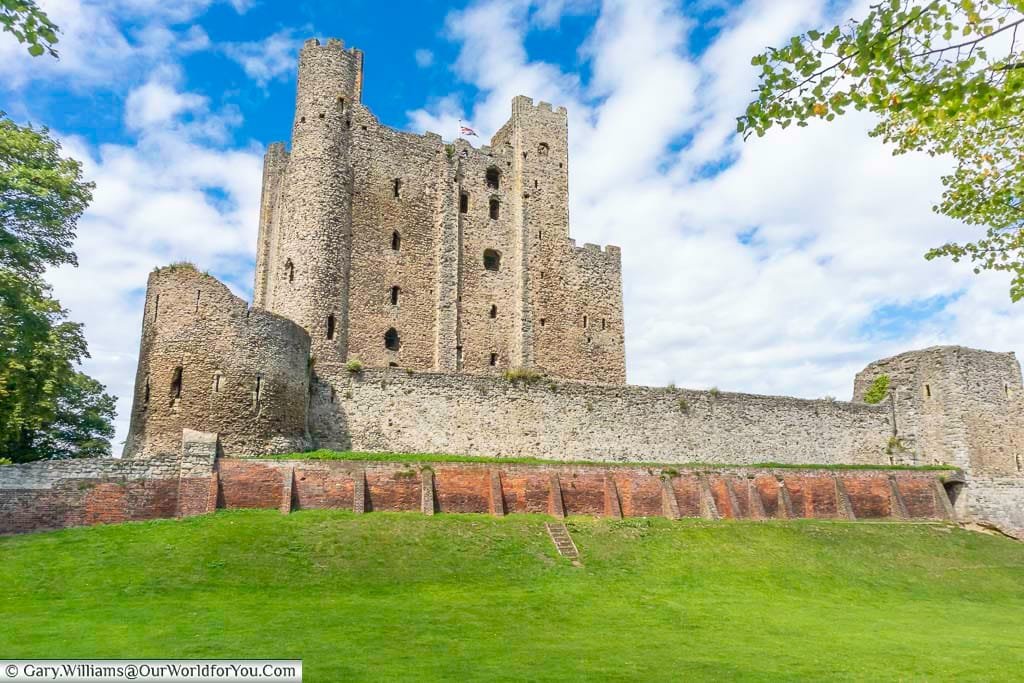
[264,38,363,371]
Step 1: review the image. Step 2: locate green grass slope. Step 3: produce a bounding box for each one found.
[2,512,1023,681]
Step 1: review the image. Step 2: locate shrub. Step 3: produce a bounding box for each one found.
[708,387,721,399]
[677,397,689,414]
[864,375,890,404]
[660,467,680,479]
[345,359,364,374]
[503,367,543,384]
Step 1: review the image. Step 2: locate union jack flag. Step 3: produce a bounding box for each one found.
[459,123,478,137]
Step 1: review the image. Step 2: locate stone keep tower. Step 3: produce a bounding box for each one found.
[253,37,625,385]
[254,38,363,373]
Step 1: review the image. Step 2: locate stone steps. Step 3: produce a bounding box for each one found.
[545,522,579,559]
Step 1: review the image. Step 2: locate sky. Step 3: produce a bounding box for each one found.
[2,0,1022,451]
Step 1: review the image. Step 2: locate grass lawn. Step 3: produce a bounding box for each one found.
[2,511,1022,681]
[255,448,957,471]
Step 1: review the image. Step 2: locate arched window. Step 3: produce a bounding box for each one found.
[489,198,500,220]
[485,167,500,190]
[284,259,294,283]
[538,142,550,156]
[390,286,400,306]
[483,249,501,271]
[459,192,469,214]
[489,304,497,319]
[170,366,183,399]
[384,327,400,351]
[391,230,401,250]
[327,314,336,340]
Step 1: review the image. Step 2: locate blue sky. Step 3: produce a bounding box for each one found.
[1,0,1021,449]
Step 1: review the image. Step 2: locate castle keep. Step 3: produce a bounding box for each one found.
[253,38,624,384]
[2,37,1021,538]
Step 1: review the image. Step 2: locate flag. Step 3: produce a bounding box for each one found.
[459,122,478,137]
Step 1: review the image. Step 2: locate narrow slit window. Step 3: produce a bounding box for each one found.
[489,198,500,220]
[539,318,546,327]
[195,290,201,312]
[583,315,588,328]
[390,286,400,306]
[254,375,262,408]
[393,178,402,199]
[459,192,469,214]
[143,376,150,407]
[601,318,606,330]
[385,327,400,351]
[489,304,497,319]
[338,96,346,112]
[152,293,160,322]
[285,259,294,283]
[213,372,222,393]
[925,384,932,398]
[170,366,183,400]
[483,249,501,271]
[490,353,498,366]
[391,230,401,251]
[456,345,463,362]
[327,314,336,340]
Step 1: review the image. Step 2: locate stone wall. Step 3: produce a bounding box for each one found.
[0,450,216,535]
[855,346,1024,534]
[251,39,626,383]
[311,369,894,464]
[122,266,312,458]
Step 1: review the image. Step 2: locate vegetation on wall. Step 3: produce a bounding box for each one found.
[864,374,892,404]
[740,1,1024,301]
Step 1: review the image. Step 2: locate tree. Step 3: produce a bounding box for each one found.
[1,0,58,57]
[0,114,115,462]
[739,1,1024,301]
[1,115,91,275]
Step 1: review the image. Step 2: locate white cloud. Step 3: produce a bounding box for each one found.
[414,48,434,68]
[0,0,244,90]
[408,0,1024,402]
[222,29,303,87]
[47,71,262,450]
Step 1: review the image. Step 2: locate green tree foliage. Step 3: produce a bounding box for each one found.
[864,374,892,404]
[0,114,115,462]
[739,1,1024,301]
[0,0,58,57]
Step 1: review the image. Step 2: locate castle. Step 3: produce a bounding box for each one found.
[1,38,1021,537]
[254,38,624,384]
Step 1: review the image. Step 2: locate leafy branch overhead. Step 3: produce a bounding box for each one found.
[738,0,1024,301]
[0,0,59,57]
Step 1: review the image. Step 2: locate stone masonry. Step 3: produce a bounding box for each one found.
[252,38,625,386]
[88,36,1023,538]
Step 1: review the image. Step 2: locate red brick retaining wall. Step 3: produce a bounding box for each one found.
[1,455,958,535]
[216,458,955,521]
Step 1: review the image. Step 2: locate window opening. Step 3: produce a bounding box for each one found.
[485,167,500,190]
[601,318,606,330]
[538,142,549,156]
[583,315,588,328]
[327,314,336,340]
[153,294,160,321]
[483,249,501,271]
[285,259,294,283]
[390,286,400,306]
[385,327,400,351]
[143,376,150,407]
[489,198,500,220]
[393,178,402,199]
[539,318,546,327]
[489,304,497,319]
[213,372,222,393]
[170,366,183,399]
[391,230,401,250]
[925,384,932,398]
[490,353,498,366]
[254,375,262,408]
[459,192,469,214]
[195,290,201,313]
